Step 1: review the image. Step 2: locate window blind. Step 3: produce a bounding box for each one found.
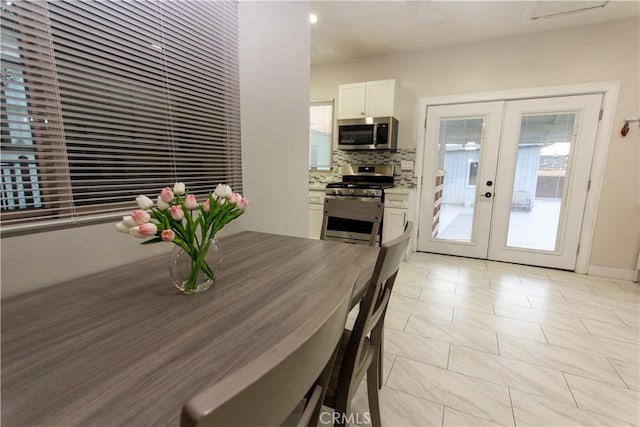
[0,0,242,232]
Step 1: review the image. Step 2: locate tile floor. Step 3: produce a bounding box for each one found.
[346,252,640,426]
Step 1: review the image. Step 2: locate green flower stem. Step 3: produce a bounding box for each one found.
[180,238,216,292]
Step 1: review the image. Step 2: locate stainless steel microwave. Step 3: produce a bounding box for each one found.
[337,116,398,150]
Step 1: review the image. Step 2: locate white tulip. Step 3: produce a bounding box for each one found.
[129,226,144,238]
[115,222,130,234]
[157,196,170,210]
[122,215,137,227]
[173,182,186,195]
[214,184,232,199]
[136,195,154,210]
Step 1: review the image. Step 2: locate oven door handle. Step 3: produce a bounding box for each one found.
[324,195,382,202]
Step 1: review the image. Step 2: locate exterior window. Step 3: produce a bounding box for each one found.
[467,161,479,186]
[0,1,242,231]
[309,100,333,171]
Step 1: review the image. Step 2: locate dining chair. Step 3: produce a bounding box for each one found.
[320,197,384,246]
[180,270,357,427]
[323,222,413,427]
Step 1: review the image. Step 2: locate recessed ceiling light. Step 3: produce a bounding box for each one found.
[309,14,318,24]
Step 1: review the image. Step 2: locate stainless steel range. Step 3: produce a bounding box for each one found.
[324,163,394,245]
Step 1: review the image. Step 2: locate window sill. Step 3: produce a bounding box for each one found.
[309,169,333,175]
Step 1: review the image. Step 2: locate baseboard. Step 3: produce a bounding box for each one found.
[588,265,636,281]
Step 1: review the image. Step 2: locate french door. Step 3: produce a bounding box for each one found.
[417,94,602,270]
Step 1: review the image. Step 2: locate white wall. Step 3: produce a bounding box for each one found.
[1,1,312,298]
[238,1,310,237]
[312,18,640,273]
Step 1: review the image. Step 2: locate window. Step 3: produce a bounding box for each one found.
[309,100,333,171]
[0,1,241,231]
[467,160,479,186]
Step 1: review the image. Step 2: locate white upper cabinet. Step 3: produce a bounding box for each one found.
[365,79,396,118]
[337,83,366,119]
[338,79,397,119]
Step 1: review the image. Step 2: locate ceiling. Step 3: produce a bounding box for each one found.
[310,1,640,65]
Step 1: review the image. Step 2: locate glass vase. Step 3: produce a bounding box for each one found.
[169,239,220,294]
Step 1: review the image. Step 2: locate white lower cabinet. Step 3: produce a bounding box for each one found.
[382,189,415,249]
[308,189,325,239]
[382,207,406,244]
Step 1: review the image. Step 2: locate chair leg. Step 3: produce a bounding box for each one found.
[367,360,382,427]
[378,329,384,389]
[333,398,350,427]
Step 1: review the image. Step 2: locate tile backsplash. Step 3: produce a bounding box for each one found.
[309,149,417,188]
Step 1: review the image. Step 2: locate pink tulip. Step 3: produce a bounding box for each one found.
[131,209,150,225]
[160,187,175,203]
[138,223,158,236]
[203,199,210,212]
[170,205,184,221]
[184,194,198,210]
[237,196,249,211]
[161,229,175,242]
[229,193,240,204]
[130,223,157,238]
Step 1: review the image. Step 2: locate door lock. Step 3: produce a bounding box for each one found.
[486,180,493,187]
[484,192,493,198]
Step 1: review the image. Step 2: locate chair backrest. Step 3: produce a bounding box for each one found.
[180,270,357,427]
[320,197,384,246]
[336,222,413,398]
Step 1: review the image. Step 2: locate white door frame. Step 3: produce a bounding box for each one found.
[412,81,620,274]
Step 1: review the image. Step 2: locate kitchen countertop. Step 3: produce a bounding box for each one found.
[308,184,327,191]
[385,187,415,194]
[308,185,415,192]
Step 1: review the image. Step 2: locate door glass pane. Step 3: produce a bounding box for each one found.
[506,113,575,251]
[433,118,484,242]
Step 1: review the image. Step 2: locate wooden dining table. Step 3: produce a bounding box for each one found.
[1,231,379,426]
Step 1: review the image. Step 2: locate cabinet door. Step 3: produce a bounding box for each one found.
[308,203,324,239]
[338,83,366,119]
[382,207,406,244]
[365,79,396,117]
